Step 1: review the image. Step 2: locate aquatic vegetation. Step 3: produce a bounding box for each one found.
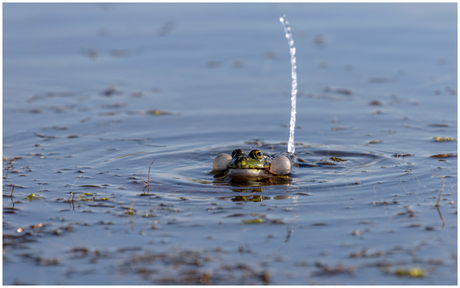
[242,218,264,224]
[394,267,426,277]
[330,156,346,162]
[140,159,155,194]
[3,155,22,178]
[147,109,174,116]
[433,136,456,142]
[393,153,412,158]
[125,200,135,215]
[81,192,94,196]
[430,153,457,158]
[26,193,43,201]
[432,175,445,207]
[349,248,383,258]
[78,192,95,202]
[312,263,357,276]
[3,184,16,198]
[370,200,399,205]
[67,192,76,202]
[367,140,383,144]
[33,256,60,266]
[369,100,383,106]
[101,86,122,97]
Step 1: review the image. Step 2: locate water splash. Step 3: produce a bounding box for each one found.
[280,14,297,154]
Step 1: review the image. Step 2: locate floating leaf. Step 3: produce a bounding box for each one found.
[433,136,456,142]
[242,218,264,224]
[26,193,43,201]
[81,192,94,196]
[395,267,426,277]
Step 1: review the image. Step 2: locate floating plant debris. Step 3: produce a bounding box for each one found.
[3,207,20,214]
[428,123,449,127]
[273,195,290,200]
[430,153,457,158]
[242,218,264,224]
[312,263,356,276]
[395,267,426,277]
[370,200,399,205]
[26,193,43,201]
[316,161,336,166]
[146,110,174,116]
[34,133,57,140]
[101,86,122,96]
[369,100,383,106]
[393,153,412,158]
[433,136,455,142]
[330,156,346,162]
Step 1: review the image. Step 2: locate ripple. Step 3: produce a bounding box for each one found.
[128,144,401,197]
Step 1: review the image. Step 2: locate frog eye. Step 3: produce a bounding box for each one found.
[249,150,263,159]
[231,149,244,158]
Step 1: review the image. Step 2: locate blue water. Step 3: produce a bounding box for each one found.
[3,3,457,285]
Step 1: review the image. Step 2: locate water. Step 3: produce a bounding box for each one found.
[280,14,297,154]
[3,3,457,285]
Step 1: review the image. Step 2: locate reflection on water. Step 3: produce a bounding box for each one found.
[230,195,268,202]
[214,176,291,188]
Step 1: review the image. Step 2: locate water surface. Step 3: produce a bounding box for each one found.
[3,3,457,284]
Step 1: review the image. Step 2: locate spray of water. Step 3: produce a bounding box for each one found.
[279,14,297,154]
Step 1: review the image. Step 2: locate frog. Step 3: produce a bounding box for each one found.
[212,148,291,181]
